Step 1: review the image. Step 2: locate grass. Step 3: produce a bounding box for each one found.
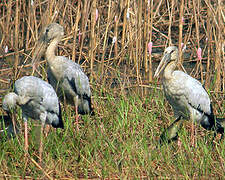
[0,86,224,179]
[0,0,224,178]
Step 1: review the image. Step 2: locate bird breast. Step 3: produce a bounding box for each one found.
[162,77,191,119]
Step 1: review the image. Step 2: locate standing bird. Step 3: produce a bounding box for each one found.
[32,23,93,129]
[154,46,223,145]
[2,76,64,161]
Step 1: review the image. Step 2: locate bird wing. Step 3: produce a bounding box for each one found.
[15,76,44,102]
[15,76,59,114]
[173,71,212,115]
[42,87,60,114]
[63,60,91,98]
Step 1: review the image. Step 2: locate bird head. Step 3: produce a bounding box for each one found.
[2,93,18,112]
[154,46,178,78]
[41,23,64,43]
[32,23,64,72]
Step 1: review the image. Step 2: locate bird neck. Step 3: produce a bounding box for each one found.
[163,61,177,80]
[46,37,61,67]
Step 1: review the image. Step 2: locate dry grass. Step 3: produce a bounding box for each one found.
[0,0,224,178]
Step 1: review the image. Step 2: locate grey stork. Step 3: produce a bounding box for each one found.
[154,46,223,145]
[2,76,64,161]
[32,23,93,130]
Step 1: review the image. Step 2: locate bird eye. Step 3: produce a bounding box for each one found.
[46,29,49,33]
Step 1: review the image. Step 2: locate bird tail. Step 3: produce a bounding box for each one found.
[208,104,216,128]
[209,105,224,136]
[215,117,225,135]
[88,96,95,116]
[52,103,64,129]
[79,94,95,116]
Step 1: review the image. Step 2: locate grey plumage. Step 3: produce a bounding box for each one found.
[47,56,92,114]
[2,76,63,128]
[154,46,223,143]
[33,23,93,115]
[2,76,63,161]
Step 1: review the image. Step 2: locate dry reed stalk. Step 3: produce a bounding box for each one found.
[167,0,174,46]
[153,0,163,19]
[178,0,184,69]
[100,0,112,84]
[193,0,203,83]
[118,0,129,66]
[14,0,20,80]
[205,1,213,89]
[144,0,148,76]
[25,0,31,50]
[61,0,69,26]
[214,0,222,92]
[48,0,54,24]
[148,0,153,83]
[113,6,119,61]
[90,0,97,83]
[135,0,142,86]
[72,0,81,61]
[78,0,90,64]
[0,0,225,100]
[5,0,12,46]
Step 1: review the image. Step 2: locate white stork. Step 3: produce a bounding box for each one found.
[32,23,93,130]
[2,76,64,161]
[154,46,223,144]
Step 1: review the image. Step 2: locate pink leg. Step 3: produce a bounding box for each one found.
[24,121,28,153]
[44,124,50,137]
[75,105,79,131]
[39,125,44,163]
[191,123,195,147]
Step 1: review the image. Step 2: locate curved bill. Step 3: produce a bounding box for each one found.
[32,37,48,75]
[154,53,171,78]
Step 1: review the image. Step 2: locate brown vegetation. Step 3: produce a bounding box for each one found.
[0,1,224,178]
[0,0,224,92]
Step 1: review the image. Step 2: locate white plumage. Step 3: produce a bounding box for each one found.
[163,70,212,125]
[154,46,222,144]
[2,76,63,161]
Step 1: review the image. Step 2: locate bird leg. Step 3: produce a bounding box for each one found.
[191,123,195,146]
[24,121,28,154]
[74,96,79,131]
[44,124,50,137]
[39,113,47,163]
[190,113,196,147]
[39,124,44,163]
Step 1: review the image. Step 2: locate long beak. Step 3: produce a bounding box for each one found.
[154,53,171,78]
[32,38,48,75]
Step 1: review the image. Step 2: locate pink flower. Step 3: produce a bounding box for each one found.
[4,45,8,53]
[112,36,117,44]
[114,16,117,22]
[181,43,186,51]
[181,17,184,23]
[78,32,82,43]
[197,47,202,60]
[96,9,99,22]
[148,42,153,55]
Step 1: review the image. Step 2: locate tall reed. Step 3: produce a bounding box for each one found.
[0,0,224,100]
